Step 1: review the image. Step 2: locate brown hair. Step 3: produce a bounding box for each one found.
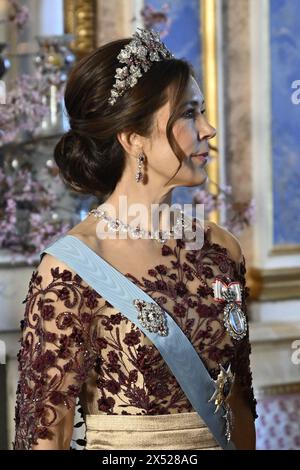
[54,38,194,199]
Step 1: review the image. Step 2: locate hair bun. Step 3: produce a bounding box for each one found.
[54,129,125,197]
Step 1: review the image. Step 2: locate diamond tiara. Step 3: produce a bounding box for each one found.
[108,28,174,106]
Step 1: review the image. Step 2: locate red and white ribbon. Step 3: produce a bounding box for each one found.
[212,278,242,304]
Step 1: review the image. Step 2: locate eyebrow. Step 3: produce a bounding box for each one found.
[183,99,205,108]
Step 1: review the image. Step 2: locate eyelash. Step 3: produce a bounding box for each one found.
[183,108,206,119]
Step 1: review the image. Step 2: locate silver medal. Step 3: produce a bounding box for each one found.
[212,278,247,340]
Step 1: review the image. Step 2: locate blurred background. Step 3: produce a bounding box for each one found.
[0,0,300,450]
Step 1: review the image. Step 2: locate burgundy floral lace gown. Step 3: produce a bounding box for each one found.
[14,225,257,449]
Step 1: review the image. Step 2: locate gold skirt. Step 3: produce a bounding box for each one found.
[85,412,221,450]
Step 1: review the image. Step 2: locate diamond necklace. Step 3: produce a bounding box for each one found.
[89,208,188,244]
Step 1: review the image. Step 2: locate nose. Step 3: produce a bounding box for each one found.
[198,117,217,141]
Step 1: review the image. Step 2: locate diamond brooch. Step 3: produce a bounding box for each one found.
[133,299,168,336]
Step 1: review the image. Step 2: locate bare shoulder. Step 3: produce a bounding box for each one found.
[204,219,243,265]
[66,214,101,253]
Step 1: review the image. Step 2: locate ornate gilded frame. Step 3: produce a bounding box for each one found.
[201,0,220,224]
[63,0,97,57]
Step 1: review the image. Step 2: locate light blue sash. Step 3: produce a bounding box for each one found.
[41,235,236,450]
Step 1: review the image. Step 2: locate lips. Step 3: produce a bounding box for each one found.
[191,151,209,158]
[191,151,209,164]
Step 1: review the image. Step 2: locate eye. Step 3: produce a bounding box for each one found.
[182,108,206,119]
[182,108,197,119]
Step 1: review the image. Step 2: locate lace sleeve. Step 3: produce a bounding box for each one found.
[234,256,258,420]
[14,254,101,449]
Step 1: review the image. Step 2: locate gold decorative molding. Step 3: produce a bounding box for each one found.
[255,382,300,399]
[201,0,219,224]
[270,244,300,255]
[63,0,96,57]
[63,0,75,35]
[249,265,300,301]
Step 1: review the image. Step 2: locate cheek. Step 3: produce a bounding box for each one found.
[173,121,197,152]
[147,121,197,169]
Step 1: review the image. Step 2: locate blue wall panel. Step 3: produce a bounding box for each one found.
[270,0,300,245]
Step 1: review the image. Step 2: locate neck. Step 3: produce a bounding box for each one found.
[97,179,177,235]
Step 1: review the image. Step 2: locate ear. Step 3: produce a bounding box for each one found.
[117,131,143,157]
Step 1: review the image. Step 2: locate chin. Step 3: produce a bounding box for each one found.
[172,168,208,188]
[188,171,208,187]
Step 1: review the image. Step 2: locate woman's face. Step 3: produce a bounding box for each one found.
[142,75,216,189]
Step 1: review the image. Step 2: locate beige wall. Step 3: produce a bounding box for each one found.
[221,0,254,264]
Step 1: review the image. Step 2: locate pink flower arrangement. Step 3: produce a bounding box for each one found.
[140,3,171,38]
[0,0,29,31]
[192,184,255,235]
[0,63,66,147]
[0,74,50,146]
[8,0,29,30]
[0,167,70,263]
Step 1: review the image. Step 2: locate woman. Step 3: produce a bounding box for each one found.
[14,29,257,450]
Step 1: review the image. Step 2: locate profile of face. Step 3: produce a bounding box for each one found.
[138,75,216,190]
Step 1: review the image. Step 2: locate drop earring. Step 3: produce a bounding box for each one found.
[135,152,145,183]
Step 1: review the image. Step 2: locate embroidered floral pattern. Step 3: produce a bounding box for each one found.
[14,225,257,449]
